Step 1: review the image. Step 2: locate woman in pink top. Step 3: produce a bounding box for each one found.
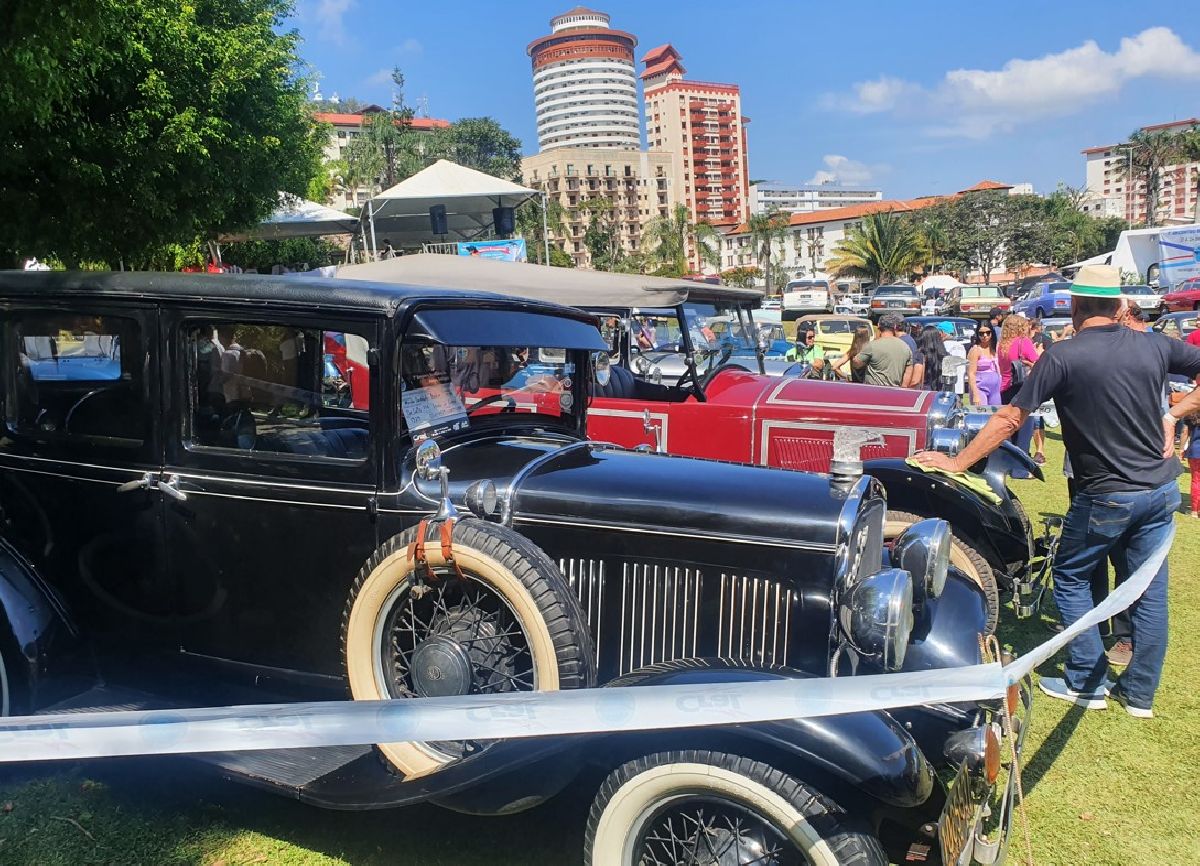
[998,315,1039,404]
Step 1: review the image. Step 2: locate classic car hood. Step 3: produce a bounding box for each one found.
[437,436,869,553]
[703,369,936,422]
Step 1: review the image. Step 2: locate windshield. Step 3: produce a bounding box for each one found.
[960,286,1003,299]
[818,319,869,335]
[683,301,759,354]
[399,343,581,439]
[875,286,917,297]
[1123,285,1153,295]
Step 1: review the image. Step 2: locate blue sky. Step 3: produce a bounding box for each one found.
[293,1,1200,199]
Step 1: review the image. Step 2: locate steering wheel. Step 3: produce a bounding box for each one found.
[465,393,518,415]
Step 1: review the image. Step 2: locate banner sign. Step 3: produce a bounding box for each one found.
[1158,225,1200,290]
[457,240,526,262]
[0,530,1172,763]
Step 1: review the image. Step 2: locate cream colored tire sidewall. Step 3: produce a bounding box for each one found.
[883,516,983,587]
[589,762,840,865]
[345,542,560,779]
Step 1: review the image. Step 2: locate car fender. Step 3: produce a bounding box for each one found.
[982,440,1043,488]
[864,458,1024,571]
[0,539,81,712]
[604,660,934,808]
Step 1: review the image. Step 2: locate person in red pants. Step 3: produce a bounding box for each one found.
[1184,413,1200,517]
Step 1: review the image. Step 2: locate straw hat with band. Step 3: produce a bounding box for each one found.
[1069,264,1123,298]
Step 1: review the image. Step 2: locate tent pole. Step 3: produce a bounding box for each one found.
[541,192,550,265]
[368,200,379,260]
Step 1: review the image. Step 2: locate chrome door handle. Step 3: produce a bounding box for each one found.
[158,474,189,502]
[116,472,155,493]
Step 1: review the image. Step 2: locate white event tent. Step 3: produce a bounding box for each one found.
[220,194,359,241]
[361,159,544,258]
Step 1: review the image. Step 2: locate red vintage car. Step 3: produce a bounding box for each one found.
[338,256,1053,632]
[1161,276,1200,312]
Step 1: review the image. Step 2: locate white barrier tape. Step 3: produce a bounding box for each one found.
[0,527,1174,764]
[1004,524,1174,683]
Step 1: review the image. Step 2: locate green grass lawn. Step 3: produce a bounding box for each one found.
[0,431,1196,865]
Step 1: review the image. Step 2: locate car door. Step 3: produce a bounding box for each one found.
[0,302,171,655]
[160,307,384,681]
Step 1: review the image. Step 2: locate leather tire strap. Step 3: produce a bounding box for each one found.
[407,518,432,580]
[439,518,466,580]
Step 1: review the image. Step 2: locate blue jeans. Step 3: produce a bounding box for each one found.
[1053,480,1180,707]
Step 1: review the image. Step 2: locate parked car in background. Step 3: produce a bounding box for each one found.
[342,256,1058,635]
[1040,317,1074,341]
[948,285,1011,319]
[1114,284,1161,317]
[1012,280,1072,319]
[869,284,922,320]
[1152,311,1198,340]
[797,314,875,357]
[2,268,1031,866]
[903,316,978,341]
[834,292,871,317]
[1160,276,1200,312]
[751,308,793,357]
[782,278,831,320]
[761,295,782,311]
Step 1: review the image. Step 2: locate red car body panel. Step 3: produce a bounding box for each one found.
[1163,278,1200,312]
[588,370,935,472]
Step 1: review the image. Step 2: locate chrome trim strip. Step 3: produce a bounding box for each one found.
[758,419,917,467]
[587,407,670,448]
[514,514,836,552]
[169,471,375,496]
[0,453,148,477]
[0,463,135,486]
[175,489,366,510]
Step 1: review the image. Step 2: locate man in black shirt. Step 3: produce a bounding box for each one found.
[917,265,1200,717]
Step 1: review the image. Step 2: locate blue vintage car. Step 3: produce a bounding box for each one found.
[1012,280,1072,319]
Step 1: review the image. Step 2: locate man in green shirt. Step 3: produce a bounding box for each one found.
[851,313,912,387]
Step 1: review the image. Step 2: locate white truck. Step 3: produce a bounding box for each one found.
[1109,224,1200,290]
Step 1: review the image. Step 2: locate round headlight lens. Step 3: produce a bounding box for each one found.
[838,567,914,671]
[463,479,498,517]
[893,518,952,603]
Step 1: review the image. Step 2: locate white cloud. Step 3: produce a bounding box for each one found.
[304,0,355,46]
[824,27,1200,137]
[365,68,395,87]
[398,37,423,57]
[807,155,878,186]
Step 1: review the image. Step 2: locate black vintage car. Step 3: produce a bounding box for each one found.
[0,271,1027,865]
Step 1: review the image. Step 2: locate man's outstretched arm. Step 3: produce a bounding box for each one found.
[914,404,1029,473]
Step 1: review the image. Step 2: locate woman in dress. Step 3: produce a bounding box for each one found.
[831,326,871,382]
[967,326,1001,406]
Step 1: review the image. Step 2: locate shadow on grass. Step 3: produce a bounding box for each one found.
[1018,701,1089,795]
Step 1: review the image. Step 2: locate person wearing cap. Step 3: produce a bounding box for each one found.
[987,306,1007,343]
[936,320,968,395]
[851,312,912,387]
[916,264,1200,718]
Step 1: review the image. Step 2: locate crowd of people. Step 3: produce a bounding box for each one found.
[916,264,1200,720]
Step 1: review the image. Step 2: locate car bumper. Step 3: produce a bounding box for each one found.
[938,675,1033,866]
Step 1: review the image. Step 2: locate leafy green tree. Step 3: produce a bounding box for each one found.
[357,69,418,190]
[720,266,762,288]
[432,118,523,180]
[0,0,323,267]
[220,237,345,271]
[747,211,791,294]
[515,195,566,265]
[915,211,949,274]
[1110,128,1184,228]
[942,192,1013,284]
[828,211,922,285]
[547,247,576,268]
[644,203,720,276]
[580,197,625,272]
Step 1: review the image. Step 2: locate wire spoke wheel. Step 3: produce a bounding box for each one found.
[636,796,800,866]
[378,567,535,760]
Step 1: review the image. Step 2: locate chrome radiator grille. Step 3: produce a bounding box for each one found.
[558,558,606,669]
[716,573,797,666]
[618,564,703,675]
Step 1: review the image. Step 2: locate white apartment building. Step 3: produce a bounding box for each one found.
[1082,118,1200,225]
[749,182,882,215]
[526,8,641,151]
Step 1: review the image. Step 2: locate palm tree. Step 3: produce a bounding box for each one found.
[1110,129,1183,227]
[916,211,949,274]
[827,211,922,286]
[1180,128,1200,223]
[644,203,720,276]
[747,211,790,295]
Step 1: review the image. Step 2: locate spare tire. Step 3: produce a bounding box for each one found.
[342,518,594,779]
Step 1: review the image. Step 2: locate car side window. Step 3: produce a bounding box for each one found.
[184,322,370,461]
[5,312,147,448]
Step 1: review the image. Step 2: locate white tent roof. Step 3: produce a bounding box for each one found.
[1061,250,1113,271]
[918,274,965,290]
[221,194,358,241]
[365,160,539,246]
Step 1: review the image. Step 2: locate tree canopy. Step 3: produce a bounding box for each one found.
[0,0,324,267]
[828,211,923,285]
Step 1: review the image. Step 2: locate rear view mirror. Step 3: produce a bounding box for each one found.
[594,352,612,387]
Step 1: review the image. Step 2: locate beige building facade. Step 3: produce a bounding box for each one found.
[1081,118,1200,226]
[522,147,679,268]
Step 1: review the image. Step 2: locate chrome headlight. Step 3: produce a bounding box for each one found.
[928,426,967,455]
[838,567,914,671]
[893,518,952,605]
[463,479,498,517]
[961,411,992,437]
[926,391,959,432]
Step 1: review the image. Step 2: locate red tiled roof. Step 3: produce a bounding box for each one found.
[641,58,684,80]
[641,43,677,64]
[723,197,946,235]
[958,179,1012,193]
[314,112,450,130]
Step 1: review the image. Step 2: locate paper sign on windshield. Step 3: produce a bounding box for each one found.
[402,373,467,439]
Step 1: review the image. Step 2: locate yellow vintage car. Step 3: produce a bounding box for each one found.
[796,314,875,356]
